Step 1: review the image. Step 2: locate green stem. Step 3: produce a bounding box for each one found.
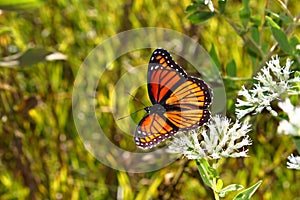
[196,159,220,200]
[213,178,220,200]
[212,162,220,200]
[196,159,213,188]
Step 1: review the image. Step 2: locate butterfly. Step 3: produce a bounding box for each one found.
[134,48,212,149]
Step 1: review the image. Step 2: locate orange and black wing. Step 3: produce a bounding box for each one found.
[163,76,212,130]
[134,48,212,149]
[135,112,178,149]
[135,76,212,149]
[147,48,187,104]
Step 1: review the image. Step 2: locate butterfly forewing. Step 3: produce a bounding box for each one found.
[147,49,187,104]
[166,77,212,109]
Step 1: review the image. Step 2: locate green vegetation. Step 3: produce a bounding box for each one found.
[0,0,299,199]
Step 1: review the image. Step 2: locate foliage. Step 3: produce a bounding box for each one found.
[0,0,299,199]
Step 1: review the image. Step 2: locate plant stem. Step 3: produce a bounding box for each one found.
[213,178,220,200]
[213,189,220,200]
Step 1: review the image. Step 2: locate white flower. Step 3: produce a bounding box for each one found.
[204,0,214,12]
[235,55,299,119]
[287,154,300,170]
[277,98,300,136]
[167,115,252,160]
[167,130,206,160]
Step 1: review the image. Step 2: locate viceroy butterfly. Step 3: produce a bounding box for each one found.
[135,48,212,149]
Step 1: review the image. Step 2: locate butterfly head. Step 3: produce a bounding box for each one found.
[145,104,166,115]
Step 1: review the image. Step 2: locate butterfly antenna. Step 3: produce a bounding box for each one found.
[117,108,145,121]
[125,91,147,107]
[117,91,148,120]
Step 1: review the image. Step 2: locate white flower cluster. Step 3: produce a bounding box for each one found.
[167,115,252,160]
[287,154,300,170]
[277,98,300,136]
[235,55,299,119]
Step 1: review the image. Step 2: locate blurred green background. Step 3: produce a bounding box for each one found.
[0,0,300,199]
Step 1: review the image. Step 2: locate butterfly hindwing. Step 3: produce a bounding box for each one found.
[164,76,212,129]
[135,48,212,149]
[135,113,178,149]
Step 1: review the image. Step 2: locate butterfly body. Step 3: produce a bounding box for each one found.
[135,48,212,149]
[145,104,166,115]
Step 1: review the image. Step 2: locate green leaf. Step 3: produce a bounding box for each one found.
[233,180,262,200]
[266,16,292,54]
[265,9,293,24]
[250,26,260,45]
[219,184,244,198]
[294,137,300,154]
[0,48,67,68]
[290,36,299,54]
[250,15,262,26]
[266,16,280,29]
[279,13,293,23]
[19,48,50,66]
[186,3,203,12]
[186,4,198,12]
[226,59,237,77]
[218,0,226,14]
[266,8,292,24]
[187,11,216,24]
[208,166,218,178]
[209,44,221,70]
[117,172,134,200]
[0,0,46,11]
[245,38,263,58]
[239,0,250,28]
[196,159,218,188]
[216,179,223,191]
[294,71,300,79]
